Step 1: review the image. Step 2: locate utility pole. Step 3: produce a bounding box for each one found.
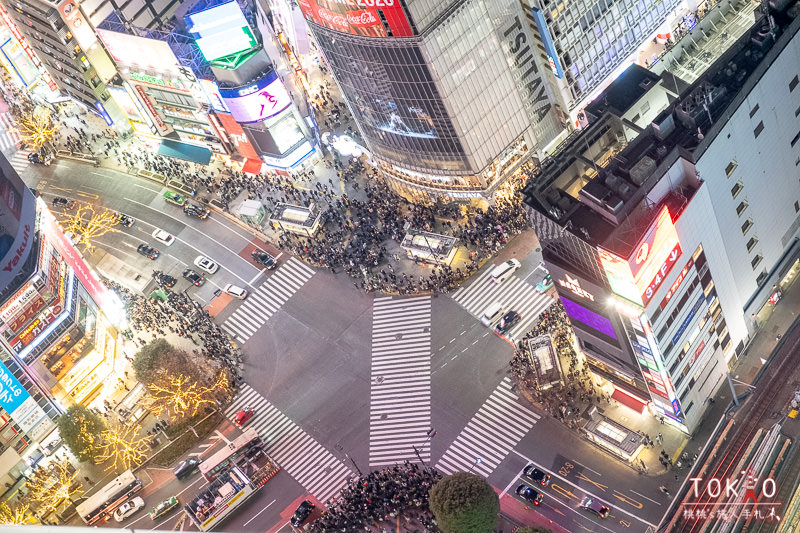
[412,428,437,465]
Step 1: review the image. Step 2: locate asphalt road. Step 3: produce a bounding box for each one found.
[21,156,671,532]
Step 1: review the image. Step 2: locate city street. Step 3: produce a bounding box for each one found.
[16,152,674,532]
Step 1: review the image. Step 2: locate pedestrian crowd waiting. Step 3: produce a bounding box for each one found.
[102,280,243,382]
[309,461,441,533]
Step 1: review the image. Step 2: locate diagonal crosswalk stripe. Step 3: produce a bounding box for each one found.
[451,265,554,341]
[224,384,353,502]
[435,377,540,477]
[369,296,432,467]
[222,257,314,343]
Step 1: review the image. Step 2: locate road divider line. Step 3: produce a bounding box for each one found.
[629,489,662,506]
[249,268,265,285]
[510,449,658,529]
[242,499,277,527]
[499,466,525,498]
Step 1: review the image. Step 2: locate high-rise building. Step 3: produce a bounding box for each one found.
[0,0,128,125]
[522,5,800,434]
[300,0,567,203]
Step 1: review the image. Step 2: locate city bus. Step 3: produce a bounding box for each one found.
[199,428,262,482]
[75,470,142,525]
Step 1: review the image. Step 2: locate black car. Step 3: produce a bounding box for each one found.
[515,484,543,505]
[496,310,521,333]
[28,151,52,165]
[184,203,210,220]
[523,465,551,487]
[153,271,176,288]
[137,244,160,260]
[251,249,277,269]
[173,458,202,480]
[51,197,71,208]
[290,500,315,527]
[182,269,205,286]
[118,213,135,227]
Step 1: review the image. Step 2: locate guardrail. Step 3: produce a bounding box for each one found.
[136,168,167,185]
[55,149,98,164]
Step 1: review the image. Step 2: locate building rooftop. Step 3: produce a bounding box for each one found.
[523,4,800,257]
[584,65,663,119]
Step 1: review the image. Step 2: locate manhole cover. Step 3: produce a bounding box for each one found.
[381,413,388,420]
[374,376,384,384]
[423,327,430,333]
[395,333,403,340]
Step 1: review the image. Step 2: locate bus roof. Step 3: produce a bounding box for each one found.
[199,427,260,476]
[75,470,136,517]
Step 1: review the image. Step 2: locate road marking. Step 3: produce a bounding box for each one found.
[242,499,277,527]
[249,268,265,285]
[499,467,525,498]
[510,449,657,529]
[472,339,479,345]
[629,489,662,506]
[275,252,284,260]
[449,338,455,343]
[76,190,100,198]
[461,347,468,352]
[569,458,603,477]
[122,196,259,285]
[214,429,231,445]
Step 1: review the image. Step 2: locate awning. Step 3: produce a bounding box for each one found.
[157,139,212,165]
[243,158,263,175]
[611,388,648,414]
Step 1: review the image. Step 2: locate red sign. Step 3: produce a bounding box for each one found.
[642,243,682,306]
[297,0,413,38]
[0,282,36,324]
[5,295,46,336]
[215,112,259,160]
[630,207,681,287]
[659,257,695,309]
[11,302,63,351]
[2,224,30,273]
[690,341,706,366]
[40,207,114,312]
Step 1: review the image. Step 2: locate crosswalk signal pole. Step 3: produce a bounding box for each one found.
[413,428,437,466]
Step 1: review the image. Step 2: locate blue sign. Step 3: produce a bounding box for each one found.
[94,101,113,126]
[0,359,30,416]
[671,398,682,416]
[672,295,706,345]
[531,8,564,78]
[219,70,279,99]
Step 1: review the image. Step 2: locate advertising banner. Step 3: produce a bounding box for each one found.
[215,113,259,159]
[296,0,413,37]
[0,152,35,292]
[0,358,30,416]
[219,72,292,124]
[185,2,257,62]
[0,282,37,325]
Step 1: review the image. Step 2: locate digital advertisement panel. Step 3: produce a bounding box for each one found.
[216,112,259,159]
[296,0,413,38]
[185,2,257,62]
[219,72,292,123]
[0,155,35,293]
[0,357,30,416]
[97,29,184,74]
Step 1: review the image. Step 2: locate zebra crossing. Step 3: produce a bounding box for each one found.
[225,384,353,502]
[451,264,553,340]
[369,296,432,467]
[0,113,19,152]
[7,150,30,174]
[222,257,315,343]
[436,377,540,477]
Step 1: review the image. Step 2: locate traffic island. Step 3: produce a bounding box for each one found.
[145,410,224,468]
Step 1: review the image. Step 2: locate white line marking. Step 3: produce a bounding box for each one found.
[249,268,265,285]
[242,499,277,527]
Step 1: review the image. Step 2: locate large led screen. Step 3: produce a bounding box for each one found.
[219,72,292,124]
[561,296,618,341]
[186,2,257,62]
[297,0,413,38]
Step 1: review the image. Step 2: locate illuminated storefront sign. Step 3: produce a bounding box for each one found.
[557,274,595,301]
[215,112,259,159]
[128,71,187,92]
[296,0,413,38]
[133,85,172,136]
[5,295,46,336]
[185,2,258,62]
[690,340,706,366]
[58,0,97,51]
[0,358,29,415]
[0,282,37,324]
[638,316,682,420]
[660,257,695,309]
[600,206,682,306]
[672,295,707,346]
[219,73,292,124]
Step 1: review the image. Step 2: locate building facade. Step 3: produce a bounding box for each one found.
[300,0,567,203]
[522,6,800,433]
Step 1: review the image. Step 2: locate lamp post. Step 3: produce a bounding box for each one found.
[412,428,437,465]
[468,457,483,474]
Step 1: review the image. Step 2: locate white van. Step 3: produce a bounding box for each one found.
[480,302,507,327]
[224,284,248,300]
[490,259,521,284]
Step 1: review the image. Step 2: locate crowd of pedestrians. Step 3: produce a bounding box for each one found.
[102,280,243,381]
[511,302,604,424]
[310,462,441,533]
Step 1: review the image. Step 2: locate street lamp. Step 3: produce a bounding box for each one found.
[468,457,483,474]
[412,428,437,465]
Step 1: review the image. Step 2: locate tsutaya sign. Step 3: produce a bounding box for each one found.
[558,274,595,301]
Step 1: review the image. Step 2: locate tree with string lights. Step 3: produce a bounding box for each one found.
[144,371,230,422]
[60,206,121,252]
[18,106,57,152]
[0,501,31,525]
[57,404,106,463]
[25,459,82,516]
[95,422,151,472]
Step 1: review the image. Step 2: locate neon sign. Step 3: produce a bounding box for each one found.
[660,257,694,309]
[557,274,595,301]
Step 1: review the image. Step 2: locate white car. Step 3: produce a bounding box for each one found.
[194,255,219,274]
[151,229,175,246]
[113,496,145,522]
[223,284,248,299]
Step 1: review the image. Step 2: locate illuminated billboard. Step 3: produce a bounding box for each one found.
[296,0,413,37]
[186,2,257,62]
[219,72,291,123]
[0,153,36,293]
[215,112,259,159]
[58,0,97,51]
[599,206,682,306]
